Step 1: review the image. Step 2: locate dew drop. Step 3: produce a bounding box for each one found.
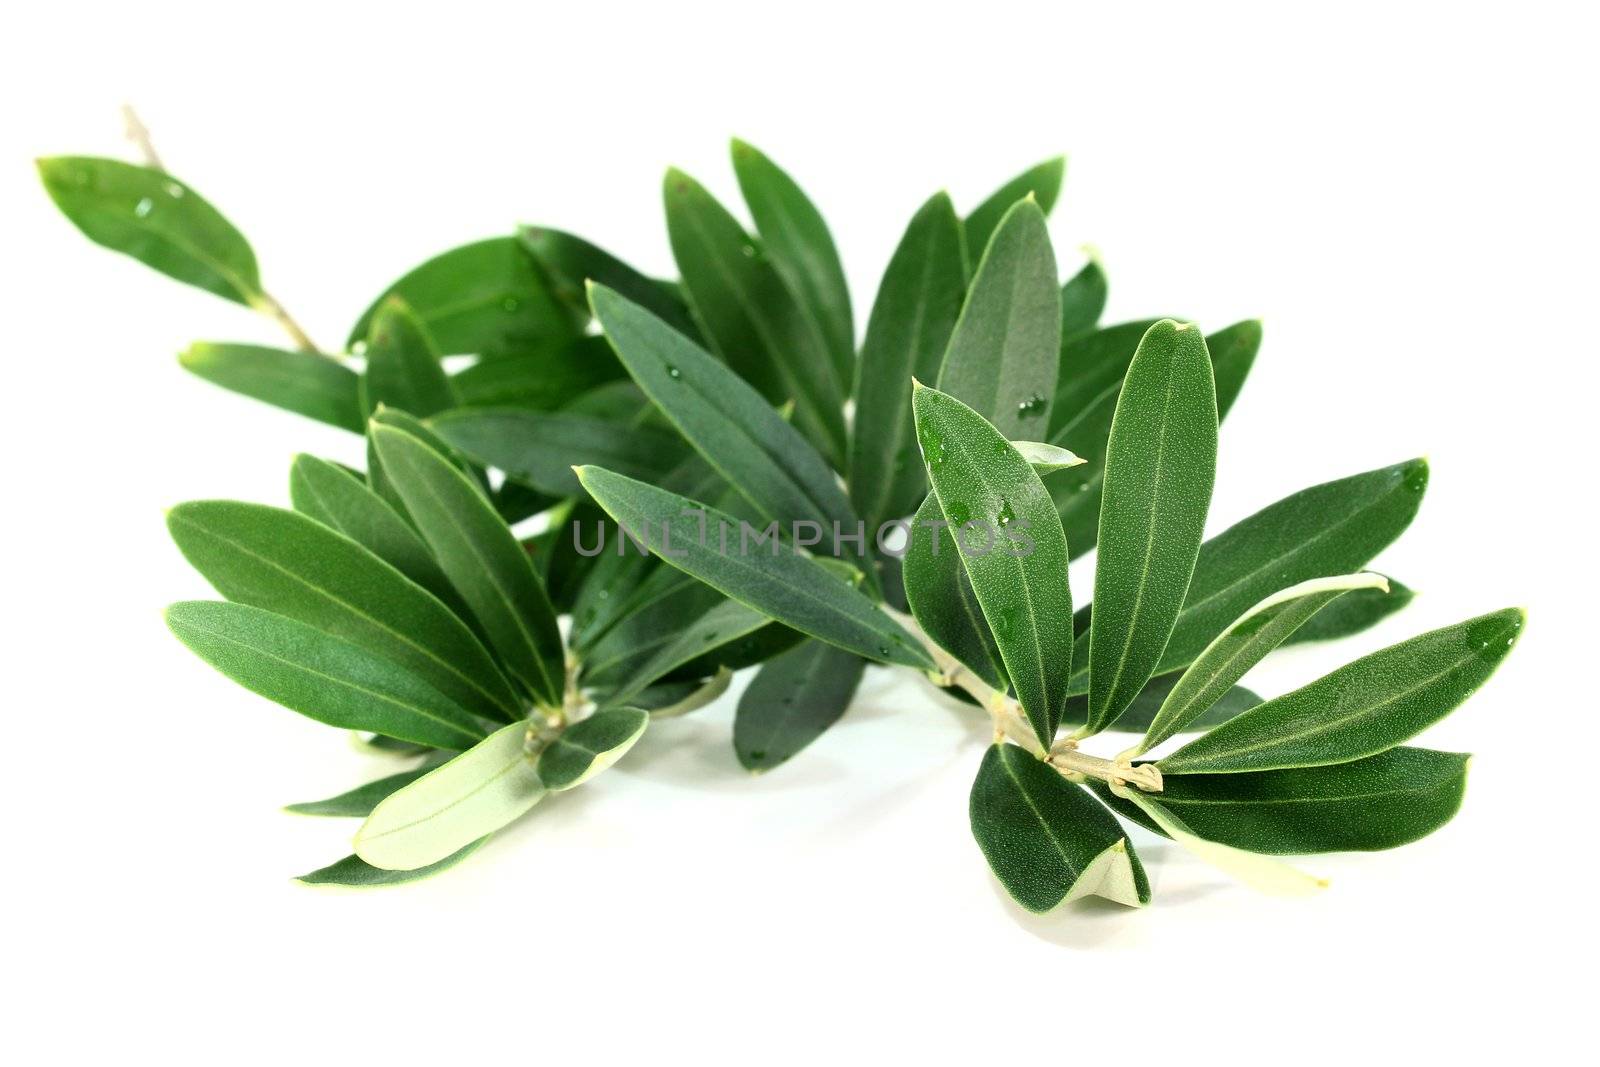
[992,613,1015,639]
[877,644,891,658]
[501,296,520,313]
[596,589,610,601]
[666,364,682,380]
[740,244,757,258]
[134,197,154,218]
[997,501,1016,527]
[1016,393,1047,418]
[165,181,185,198]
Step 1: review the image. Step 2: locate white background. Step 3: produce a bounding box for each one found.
[3,1,1594,1061]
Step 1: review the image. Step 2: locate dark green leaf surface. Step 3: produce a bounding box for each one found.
[963,157,1066,258]
[430,407,685,498]
[1160,608,1524,774]
[575,466,930,669]
[1285,579,1416,645]
[1086,321,1218,735]
[601,598,771,704]
[179,343,362,432]
[450,336,625,410]
[1138,573,1388,756]
[285,755,448,817]
[735,640,867,772]
[165,601,485,749]
[1059,258,1107,341]
[589,284,862,550]
[348,237,579,358]
[288,454,460,609]
[168,500,522,721]
[360,298,457,418]
[663,169,846,466]
[914,384,1072,746]
[371,425,565,707]
[731,139,855,387]
[849,193,968,529]
[903,494,1007,690]
[969,743,1149,912]
[936,199,1061,439]
[296,840,485,886]
[519,225,699,338]
[538,708,650,790]
[1060,671,1259,734]
[1092,747,1470,854]
[1205,318,1262,422]
[39,156,260,304]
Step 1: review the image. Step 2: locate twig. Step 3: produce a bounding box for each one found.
[120,104,164,171]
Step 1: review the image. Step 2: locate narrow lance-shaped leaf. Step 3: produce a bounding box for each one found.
[937,198,1062,439]
[1059,256,1107,341]
[360,297,457,418]
[1159,608,1525,775]
[167,500,522,721]
[601,598,774,706]
[963,156,1066,259]
[1060,671,1260,735]
[574,466,931,669]
[1011,440,1085,473]
[357,722,546,871]
[179,343,362,432]
[371,425,566,707]
[849,192,967,529]
[537,708,650,790]
[1136,572,1391,756]
[1091,747,1471,854]
[1085,320,1218,735]
[735,640,867,773]
[588,284,871,586]
[663,168,847,466]
[430,407,686,498]
[39,156,262,305]
[902,493,1006,690]
[969,744,1149,912]
[165,601,486,750]
[450,335,626,410]
[285,754,450,817]
[914,383,1073,747]
[519,224,699,339]
[731,139,855,388]
[296,840,486,887]
[1286,578,1416,645]
[348,237,580,359]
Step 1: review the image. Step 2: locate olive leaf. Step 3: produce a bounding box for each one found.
[286,754,450,817]
[519,224,699,339]
[574,466,931,669]
[537,708,650,790]
[969,743,1148,912]
[601,598,775,707]
[735,640,867,772]
[370,424,566,708]
[38,156,261,305]
[360,297,457,418]
[902,494,1007,691]
[1059,257,1107,341]
[179,343,362,432]
[963,156,1066,257]
[848,192,967,530]
[1159,608,1525,774]
[1060,671,1259,735]
[356,721,546,871]
[1086,320,1218,736]
[296,840,486,887]
[913,382,1073,747]
[165,601,486,750]
[936,198,1061,438]
[731,139,855,387]
[449,336,625,410]
[429,407,686,498]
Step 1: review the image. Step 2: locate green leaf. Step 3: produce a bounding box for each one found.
[963,156,1066,258]
[1285,579,1415,646]
[663,168,846,467]
[348,237,580,358]
[179,343,362,432]
[936,199,1061,438]
[848,192,967,529]
[1091,747,1471,854]
[735,640,866,772]
[1059,257,1107,341]
[296,839,485,886]
[287,454,459,609]
[360,298,457,418]
[39,156,261,305]
[450,336,625,410]
[1136,573,1390,756]
[370,425,566,707]
[519,225,699,339]
[1075,458,1431,690]
[588,284,868,571]
[285,754,449,816]
[913,383,1073,747]
[165,601,486,750]
[1086,320,1218,735]
[167,500,522,721]
[356,721,546,870]
[903,494,1007,690]
[1205,318,1262,421]
[537,708,650,790]
[1060,671,1259,734]
[600,598,772,704]
[1011,440,1085,473]
[429,407,685,498]
[731,139,855,387]
[574,466,931,669]
[969,743,1148,912]
[1160,608,1525,774]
